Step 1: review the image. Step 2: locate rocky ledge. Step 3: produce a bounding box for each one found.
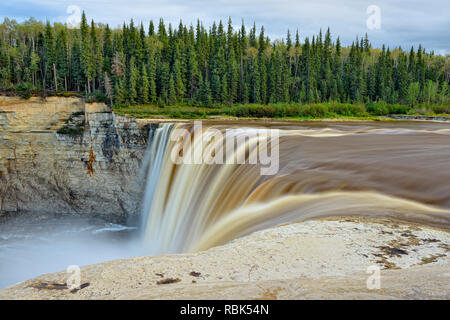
[0,96,151,222]
[386,115,450,121]
[1,216,448,300]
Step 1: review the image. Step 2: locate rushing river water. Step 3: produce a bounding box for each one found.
[140,121,450,254]
[1,120,450,288]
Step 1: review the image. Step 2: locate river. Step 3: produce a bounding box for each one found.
[1,120,449,288]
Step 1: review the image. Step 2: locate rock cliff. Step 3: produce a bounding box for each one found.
[0,96,150,222]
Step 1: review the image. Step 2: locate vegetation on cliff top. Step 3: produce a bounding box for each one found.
[0,12,449,112]
[113,101,449,119]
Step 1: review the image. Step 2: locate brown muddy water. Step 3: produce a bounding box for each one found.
[140,121,450,253]
[1,120,449,288]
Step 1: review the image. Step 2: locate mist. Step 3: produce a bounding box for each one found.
[0,215,141,288]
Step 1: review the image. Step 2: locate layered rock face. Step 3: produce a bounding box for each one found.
[0,96,150,222]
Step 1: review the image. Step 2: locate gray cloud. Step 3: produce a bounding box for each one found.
[2,0,449,54]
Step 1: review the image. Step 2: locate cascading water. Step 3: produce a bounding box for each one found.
[140,122,277,253]
[140,123,175,232]
[140,122,450,254]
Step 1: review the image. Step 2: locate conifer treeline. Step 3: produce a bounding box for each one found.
[0,13,448,106]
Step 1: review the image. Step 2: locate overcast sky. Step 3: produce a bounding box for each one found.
[1,0,449,54]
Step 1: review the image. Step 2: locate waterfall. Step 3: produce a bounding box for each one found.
[140,123,450,255]
[140,122,277,253]
[140,123,175,235]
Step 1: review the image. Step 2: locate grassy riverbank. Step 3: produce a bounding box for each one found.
[113,101,449,120]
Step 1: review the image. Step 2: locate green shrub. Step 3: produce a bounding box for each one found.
[367,101,389,115]
[387,104,409,114]
[366,101,410,115]
[329,102,367,116]
[284,105,301,117]
[412,103,450,115]
[430,104,450,114]
[85,90,107,103]
[15,82,34,99]
[299,104,328,117]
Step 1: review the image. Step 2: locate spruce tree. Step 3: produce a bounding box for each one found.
[138,64,149,104]
[0,16,446,109]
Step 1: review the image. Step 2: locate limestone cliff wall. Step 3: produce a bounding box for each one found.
[0,96,150,222]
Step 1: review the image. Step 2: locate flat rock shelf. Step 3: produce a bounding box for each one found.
[1,216,449,300]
